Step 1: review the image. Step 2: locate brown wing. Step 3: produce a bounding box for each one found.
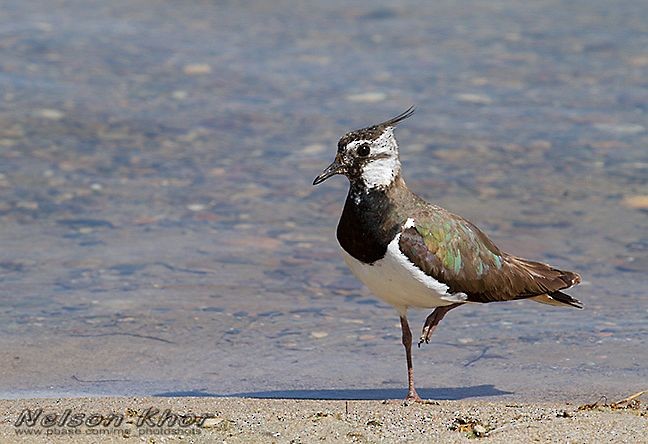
[398,221,581,304]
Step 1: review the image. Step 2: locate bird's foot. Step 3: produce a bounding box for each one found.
[417,325,434,348]
[404,392,422,405]
[403,392,436,405]
[418,304,462,348]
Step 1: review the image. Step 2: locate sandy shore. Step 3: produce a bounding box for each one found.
[1,396,645,443]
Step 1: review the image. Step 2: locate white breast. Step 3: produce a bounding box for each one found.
[340,230,465,315]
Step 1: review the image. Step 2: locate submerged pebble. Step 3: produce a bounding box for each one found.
[621,195,648,210]
[183,63,212,75]
[346,92,387,103]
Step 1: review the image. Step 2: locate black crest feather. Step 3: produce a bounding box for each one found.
[379,106,415,128]
[338,106,415,150]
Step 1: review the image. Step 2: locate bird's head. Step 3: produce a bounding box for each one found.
[313,107,414,190]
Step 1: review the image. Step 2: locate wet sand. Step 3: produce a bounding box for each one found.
[1,396,646,443]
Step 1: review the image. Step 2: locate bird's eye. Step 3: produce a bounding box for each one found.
[357,143,371,157]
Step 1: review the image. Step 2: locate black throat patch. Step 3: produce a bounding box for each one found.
[336,184,403,264]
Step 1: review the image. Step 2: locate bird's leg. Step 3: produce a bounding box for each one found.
[419,303,463,347]
[400,316,422,403]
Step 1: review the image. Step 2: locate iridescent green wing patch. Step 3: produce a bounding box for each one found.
[398,211,507,298]
[413,216,502,280]
[398,209,580,303]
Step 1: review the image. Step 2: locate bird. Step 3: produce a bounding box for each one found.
[312,107,582,403]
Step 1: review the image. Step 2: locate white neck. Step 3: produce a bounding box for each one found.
[361,157,400,189]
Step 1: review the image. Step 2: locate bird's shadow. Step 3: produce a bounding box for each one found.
[155,384,512,401]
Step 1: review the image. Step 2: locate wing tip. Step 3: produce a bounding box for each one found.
[548,290,584,309]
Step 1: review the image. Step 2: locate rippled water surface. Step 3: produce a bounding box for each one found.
[0,0,646,401]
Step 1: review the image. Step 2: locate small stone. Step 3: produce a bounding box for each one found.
[209,167,226,176]
[0,125,24,138]
[310,331,328,339]
[35,108,65,120]
[478,187,498,198]
[407,143,425,153]
[346,92,387,103]
[473,424,487,437]
[133,215,160,225]
[530,139,552,150]
[172,90,188,100]
[470,77,489,85]
[628,55,648,67]
[455,93,493,105]
[15,201,38,210]
[302,144,325,154]
[90,183,102,191]
[187,203,207,212]
[183,63,212,75]
[194,212,220,222]
[200,417,220,429]
[594,123,645,135]
[35,22,53,31]
[621,195,648,210]
[433,148,470,162]
[589,140,628,150]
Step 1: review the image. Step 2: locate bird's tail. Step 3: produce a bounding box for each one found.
[531,291,583,309]
[506,256,583,308]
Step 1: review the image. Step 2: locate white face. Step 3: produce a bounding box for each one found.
[346,128,401,189]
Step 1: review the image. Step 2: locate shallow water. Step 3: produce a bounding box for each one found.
[0,0,646,401]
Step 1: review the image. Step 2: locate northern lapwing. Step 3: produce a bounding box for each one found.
[313,107,582,402]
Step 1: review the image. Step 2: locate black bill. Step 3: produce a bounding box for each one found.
[313,160,344,185]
